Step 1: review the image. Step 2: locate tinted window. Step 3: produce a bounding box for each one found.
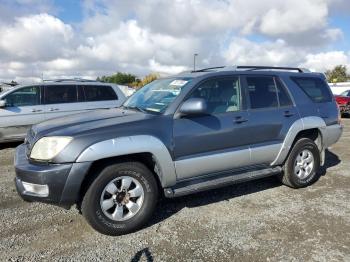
[189,77,241,114]
[292,77,332,103]
[276,79,293,107]
[246,76,278,109]
[5,86,40,107]
[83,85,117,101]
[45,85,77,104]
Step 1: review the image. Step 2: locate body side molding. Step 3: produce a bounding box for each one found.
[271,116,326,166]
[76,135,177,187]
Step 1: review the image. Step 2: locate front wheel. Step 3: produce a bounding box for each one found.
[81,162,158,236]
[280,138,321,188]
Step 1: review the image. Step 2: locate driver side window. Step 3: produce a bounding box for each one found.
[4,86,40,107]
[189,77,241,114]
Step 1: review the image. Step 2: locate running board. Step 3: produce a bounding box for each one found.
[164,166,282,198]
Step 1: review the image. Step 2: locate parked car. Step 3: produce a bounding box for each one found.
[334,90,350,116]
[14,66,342,236]
[0,79,126,142]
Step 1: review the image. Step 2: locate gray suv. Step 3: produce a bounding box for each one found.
[0,79,126,142]
[14,66,343,235]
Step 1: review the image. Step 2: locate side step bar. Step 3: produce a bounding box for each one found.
[164,166,282,198]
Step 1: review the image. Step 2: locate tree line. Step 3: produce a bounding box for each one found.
[97,65,349,89]
[325,65,350,83]
[97,72,159,89]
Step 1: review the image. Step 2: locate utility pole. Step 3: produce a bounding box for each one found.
[193,53,198,71]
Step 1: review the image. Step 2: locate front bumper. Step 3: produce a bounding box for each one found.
[15,144,92,208]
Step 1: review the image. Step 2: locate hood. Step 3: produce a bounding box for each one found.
[32,108,154,137]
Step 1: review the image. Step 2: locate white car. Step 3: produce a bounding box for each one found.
[0,79,126,143]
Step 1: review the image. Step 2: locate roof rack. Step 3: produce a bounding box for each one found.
[43,78,98,83]
[191,65,311,73]
[191,66,226,73]
[235,66,310,73]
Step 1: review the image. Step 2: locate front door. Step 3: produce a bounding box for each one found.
[0,86,45,141]
[173,76,252,180]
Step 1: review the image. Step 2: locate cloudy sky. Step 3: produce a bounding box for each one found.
[0,0,349,83]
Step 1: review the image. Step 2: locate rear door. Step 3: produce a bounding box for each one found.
[43,84,86,120]
[242,75,299,165]
[0,86,44,140]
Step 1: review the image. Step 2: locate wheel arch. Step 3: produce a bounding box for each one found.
[75,135,176,194]
[271,116,326,166]
[77,152,165,209]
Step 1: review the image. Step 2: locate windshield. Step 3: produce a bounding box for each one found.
[123,78,191,113]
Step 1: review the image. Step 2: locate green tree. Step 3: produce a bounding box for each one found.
[97,72,138,85]
[325,65,349,83]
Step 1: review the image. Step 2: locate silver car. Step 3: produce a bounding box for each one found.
[0,79,126,143]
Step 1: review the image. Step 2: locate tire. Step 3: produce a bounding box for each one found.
[81,161,158,236]
[280,138,320,188]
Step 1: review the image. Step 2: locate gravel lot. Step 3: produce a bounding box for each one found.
[1,120,350,261]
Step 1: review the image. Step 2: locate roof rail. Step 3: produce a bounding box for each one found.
[191,65,311,73]
[235,66,310,73]
[43,78,98,83]
[191,66,226,73]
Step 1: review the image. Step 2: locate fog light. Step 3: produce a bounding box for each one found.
[22,181,49,197]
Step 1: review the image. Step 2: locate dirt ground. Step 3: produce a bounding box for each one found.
[0,120,349,262]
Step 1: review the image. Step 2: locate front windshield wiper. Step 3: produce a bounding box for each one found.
[123,105,149,113]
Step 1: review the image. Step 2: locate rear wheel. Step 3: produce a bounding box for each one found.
[82,162,158,236]
[280,138,320,188]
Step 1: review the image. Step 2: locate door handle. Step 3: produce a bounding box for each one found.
[31,109,42,112]
[234,116,248,124]
[49,108,59,111]
[284,111,294,117]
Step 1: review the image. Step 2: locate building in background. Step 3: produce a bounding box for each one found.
[329,82,350,95]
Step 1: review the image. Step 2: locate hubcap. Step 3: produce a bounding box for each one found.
[294,149,314,179]
[100,176,144,221]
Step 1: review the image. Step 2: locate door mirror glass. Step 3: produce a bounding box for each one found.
[179,98,208,116]
[0,100,5,108]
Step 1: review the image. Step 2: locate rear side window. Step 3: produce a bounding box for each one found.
[292,77,332,103]
[45,85,77,104]
[246,76,278,109]
[82,85,118,102]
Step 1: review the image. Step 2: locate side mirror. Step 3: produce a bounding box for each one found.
[179,98,208,116]
[0,100,5,108]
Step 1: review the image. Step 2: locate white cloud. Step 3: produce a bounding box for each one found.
[0,13,73,61]
[301,51,350,72]
[0,0,349,83]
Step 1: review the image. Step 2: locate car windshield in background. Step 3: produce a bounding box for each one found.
[123,78,191,113]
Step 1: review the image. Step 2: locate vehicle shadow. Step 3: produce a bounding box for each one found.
[319,149,341,176]
[148,149,341,229]
[0,141,21,150]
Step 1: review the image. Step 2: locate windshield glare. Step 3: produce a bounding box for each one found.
[123,78,191,113]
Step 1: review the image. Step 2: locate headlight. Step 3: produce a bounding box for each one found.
[30,136,73,161]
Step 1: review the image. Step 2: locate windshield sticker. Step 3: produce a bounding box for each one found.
[169,80,188,86]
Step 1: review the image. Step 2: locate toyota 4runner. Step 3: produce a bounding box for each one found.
[14,66,343,235]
